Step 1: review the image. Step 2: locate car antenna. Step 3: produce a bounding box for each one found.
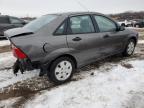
[74,0,90,12]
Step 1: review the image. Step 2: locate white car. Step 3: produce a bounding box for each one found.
[118,20,132,27]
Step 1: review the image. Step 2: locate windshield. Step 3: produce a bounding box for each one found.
[24,15,58,32]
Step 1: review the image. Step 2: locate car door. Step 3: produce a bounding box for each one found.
[0,16,13,35]
[66,15,106,66]
[93,15,127,56]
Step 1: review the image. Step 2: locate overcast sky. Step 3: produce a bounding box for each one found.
[0,0,144,17]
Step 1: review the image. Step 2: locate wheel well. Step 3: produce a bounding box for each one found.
[48,54,77,70]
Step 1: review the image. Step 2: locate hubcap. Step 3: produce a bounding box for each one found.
[127,41,135,55]
[136,25,139,28]
[55,60,72,81]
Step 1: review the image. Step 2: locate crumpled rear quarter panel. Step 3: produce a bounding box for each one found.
[8,15,68,64]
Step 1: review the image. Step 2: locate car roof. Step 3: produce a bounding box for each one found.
[45,11,103,17]
[0,15,9,17]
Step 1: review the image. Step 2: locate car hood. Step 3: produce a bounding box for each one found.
[126,28,138,35]
[4,27,33,38]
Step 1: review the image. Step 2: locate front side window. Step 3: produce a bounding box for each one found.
[94,15,116,32]
[10,17,22,24]
[69,15,95,34]
[24,15,58,32]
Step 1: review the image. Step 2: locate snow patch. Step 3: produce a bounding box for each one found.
[0,97,21,108]
[138,40,144,44]
[0,69,39,89]
[0,52,39,89]
[25,60,144,108]
[0,52,16,69]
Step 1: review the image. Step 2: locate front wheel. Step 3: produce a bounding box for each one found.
[48,57,75,84]
[123,39,136,57]
[135,24,140,28]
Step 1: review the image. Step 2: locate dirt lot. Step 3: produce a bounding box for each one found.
[0,28,144,108]
[0,45,10,53]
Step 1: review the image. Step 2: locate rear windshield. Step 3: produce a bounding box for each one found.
[24,15,58,32]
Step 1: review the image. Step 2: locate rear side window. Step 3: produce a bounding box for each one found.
[94,15,116,32]
[54,21,66,35]
[24,15,58,32]
[69,15,95,34]
[0,17,9,24]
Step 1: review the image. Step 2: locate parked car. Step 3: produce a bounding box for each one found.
[117,20,132,27]
[134,19,144,28]
[0,15,26,38]
[5,12,138,84]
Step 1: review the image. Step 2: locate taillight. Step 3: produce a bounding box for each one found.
[11,44,27,59]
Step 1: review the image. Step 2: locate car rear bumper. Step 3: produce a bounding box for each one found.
[13,58,40,73]
[13,58,49,76]
[19,59,34,71]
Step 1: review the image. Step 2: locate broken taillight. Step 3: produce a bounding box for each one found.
[11,44,27,59]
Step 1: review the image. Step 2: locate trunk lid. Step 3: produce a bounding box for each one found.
[4,27,33,38]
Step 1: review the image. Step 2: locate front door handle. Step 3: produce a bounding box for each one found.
[72,37,82,41]
[103,34,110,38]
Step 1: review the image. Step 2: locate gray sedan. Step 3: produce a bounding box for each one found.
[5,12,138,84]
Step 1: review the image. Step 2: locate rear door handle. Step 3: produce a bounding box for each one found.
[103,34,110,38]
[72,37,82,41]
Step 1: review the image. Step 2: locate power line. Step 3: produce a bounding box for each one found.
[74,0,89,12]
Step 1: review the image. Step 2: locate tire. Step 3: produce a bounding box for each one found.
[121,23,125,27]
[48,57,75,84]
[135,25,139,28]
[123,39,136,57]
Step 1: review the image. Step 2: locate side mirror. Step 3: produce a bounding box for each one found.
[117,25,125,31]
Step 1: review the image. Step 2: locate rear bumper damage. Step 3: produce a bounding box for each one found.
[5,28,49,76]
[13,59,48,76]
[13,59,34,75]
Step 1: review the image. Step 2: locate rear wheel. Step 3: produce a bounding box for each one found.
[123,39,136,57]
[48,57,75,84]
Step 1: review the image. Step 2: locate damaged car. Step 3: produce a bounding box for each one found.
[5,12,138,84]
